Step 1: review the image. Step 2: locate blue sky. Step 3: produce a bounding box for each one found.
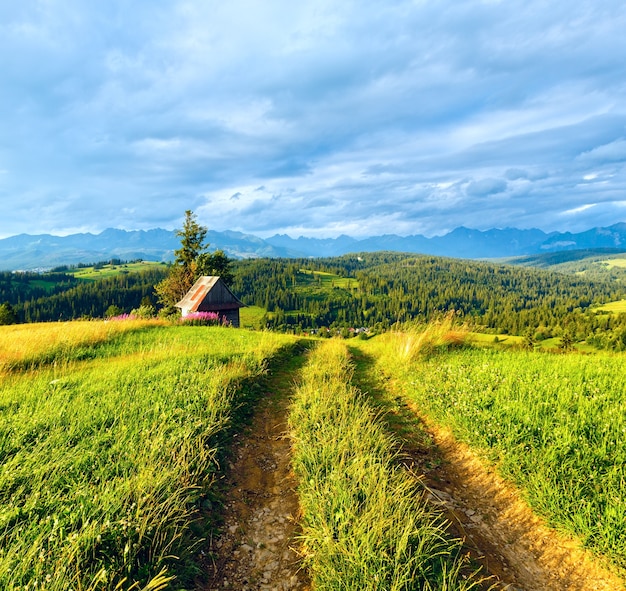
[1,0,626,239]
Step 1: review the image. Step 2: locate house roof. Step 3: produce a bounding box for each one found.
[175,276,244,313]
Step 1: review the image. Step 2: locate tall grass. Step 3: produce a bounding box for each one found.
[0,323,293,590]
[392,313,471,362]
[289,340,482,590]
[0,319,166,373]
[369,332,626,572]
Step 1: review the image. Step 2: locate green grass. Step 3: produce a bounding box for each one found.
[600,258,626,269]
[239,305,266,328]
[297,268,358,290]
[594,299,626,314]
[0,323,294,590]
[365,333,626,573]
[289,340,481,591]
[67,261,165,281]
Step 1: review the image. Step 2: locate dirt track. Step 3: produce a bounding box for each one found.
[200,356,310,591]
[200,345,625,590]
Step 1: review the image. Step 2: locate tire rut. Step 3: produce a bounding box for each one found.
[349,346,625,591]
[200,354,311,591]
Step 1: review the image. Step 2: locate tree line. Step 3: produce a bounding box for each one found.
[4,246,626,349]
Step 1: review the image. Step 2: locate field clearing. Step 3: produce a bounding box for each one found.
[68,261,165,280]
[595,299,626,314]
[469,332,524,347]
[364,333,626,575]
[298,268,358,289]
[0,322,294,590]
[239,305,265,328]
[599,258,626,269]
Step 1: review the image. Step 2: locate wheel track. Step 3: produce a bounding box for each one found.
[200,348,311,591]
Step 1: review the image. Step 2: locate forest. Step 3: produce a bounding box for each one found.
[3,252,626,348]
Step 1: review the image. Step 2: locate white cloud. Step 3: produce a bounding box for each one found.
[1,0,626,238]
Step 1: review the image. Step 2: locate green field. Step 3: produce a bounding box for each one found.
[68,261,166,281]
[297,268,358,290]
[600,258,626,269]
[0,321,293,590]
[3,318,626,588]
[239,305,266,328]
[595,299,626,314]
[362,330,626,571]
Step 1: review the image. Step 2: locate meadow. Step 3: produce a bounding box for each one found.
[66,262,166,281]
[289,340,482,590]
[0,321,294,591]
[3,315,626,589]
[361,327,626,574]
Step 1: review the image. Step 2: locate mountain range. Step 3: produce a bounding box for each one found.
[2,223,626,271]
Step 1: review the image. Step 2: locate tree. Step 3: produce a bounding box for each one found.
[197,249,234,286]
[0,302,17,325]
[175,210,208,270]
[154,210,233,310]
[154,264,196,311]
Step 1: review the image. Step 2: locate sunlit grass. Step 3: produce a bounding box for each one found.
[594,299,626,314]
[68,261,165,281]
[289,340,481,590]
[298,268,358,289]
[239,305,266,328]
[0,323,294,590]
[0,319,166,373]
[599,258,626,269]
[364,330,626,573]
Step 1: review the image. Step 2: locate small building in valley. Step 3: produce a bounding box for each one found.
[176,276,245,327]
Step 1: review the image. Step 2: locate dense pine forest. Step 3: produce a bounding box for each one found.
[3,252,626,348]
[231,253,626,344]
[0,266,168,322]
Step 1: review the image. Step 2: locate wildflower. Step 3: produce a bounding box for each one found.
[180,311,222,326]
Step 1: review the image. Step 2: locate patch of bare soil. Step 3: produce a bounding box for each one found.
[200,389,310,591]
[404,402,625,591]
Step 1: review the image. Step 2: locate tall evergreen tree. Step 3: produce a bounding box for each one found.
[174,210,208,270]
[155,210,233,311]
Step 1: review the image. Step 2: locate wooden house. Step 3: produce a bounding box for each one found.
[175,276,244,327]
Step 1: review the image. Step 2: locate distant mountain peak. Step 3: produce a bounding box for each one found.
[1,223,626,271]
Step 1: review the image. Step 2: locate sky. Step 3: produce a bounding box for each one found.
[1,1,626,240]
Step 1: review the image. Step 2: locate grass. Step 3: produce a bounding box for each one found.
[297,269,358,290]
[599,258,626,269]
[289,339,482,590]
[0,319,167,373]
[68,262,165,281]
[0,322,294,590]
[594,299,626,314]
[364,331,626,574]
[239,305,266,328]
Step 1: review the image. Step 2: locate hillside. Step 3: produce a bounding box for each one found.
[231,253,626,343]
[505,248,626,283]
[5,252,626,349]
[2,321,625,590]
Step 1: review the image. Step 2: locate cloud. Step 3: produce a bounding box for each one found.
[1,1,626,239]
[466,178,508,197]
[577,139,626,165]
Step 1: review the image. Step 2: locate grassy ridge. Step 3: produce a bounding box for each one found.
[366,332,626,572]
[0,323,294,591]
[289,340,481,590]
